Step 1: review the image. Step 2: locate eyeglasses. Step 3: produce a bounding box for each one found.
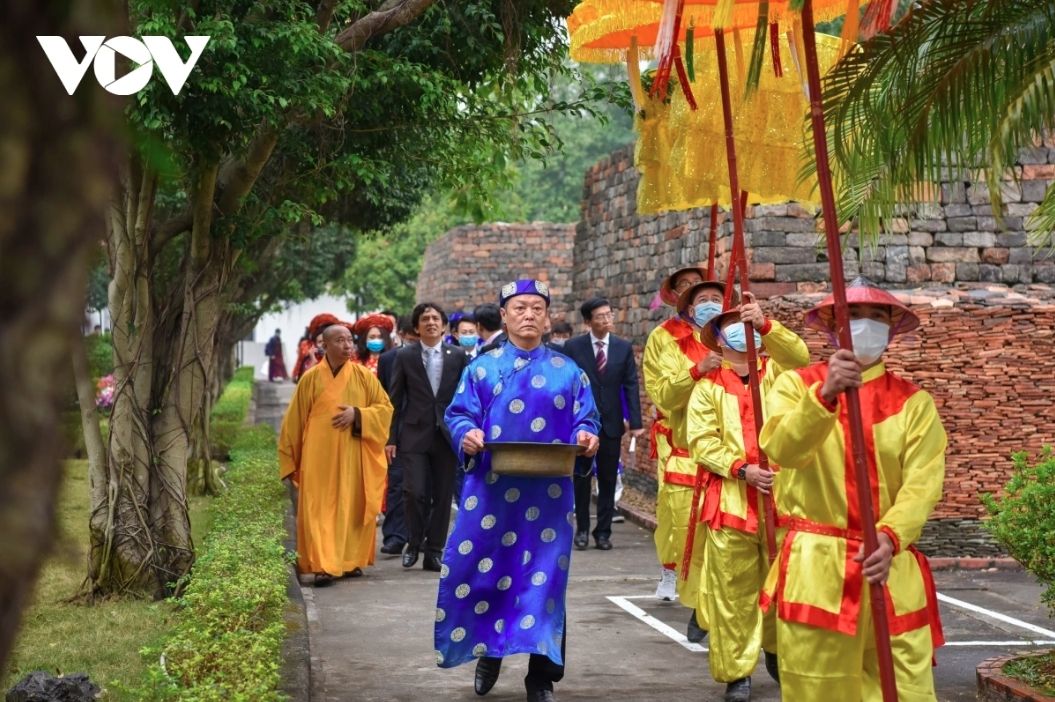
[593,313,614,321]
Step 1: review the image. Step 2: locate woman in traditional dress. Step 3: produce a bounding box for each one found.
[352,313,395,376]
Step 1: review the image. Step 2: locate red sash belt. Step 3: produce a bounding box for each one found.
[650,412,668,459]
[772,517,944,651]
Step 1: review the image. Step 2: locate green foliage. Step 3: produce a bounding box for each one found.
[817,0,1055,247]
[1003,653,1055,695]
[86,250,110,314]
[210,367,254,459]
[338,195,471,315]
[86,333,114,382]
[982,448,1055,617]
[130,423,289,701]
[500,65,634,223]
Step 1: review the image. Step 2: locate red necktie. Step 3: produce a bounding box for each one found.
[596,340,607,376]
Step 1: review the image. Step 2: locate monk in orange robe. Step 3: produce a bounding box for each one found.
[279,323,394,586]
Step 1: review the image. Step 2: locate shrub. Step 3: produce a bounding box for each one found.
[86,333,114,381]
[131,423,289,701]
[210,367,254,458]
[982,448,1055,617]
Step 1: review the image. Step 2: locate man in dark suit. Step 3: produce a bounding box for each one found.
[562,297,643,550]
[474,302,506,353]
[377,315,418,555]
[386,302,469,571]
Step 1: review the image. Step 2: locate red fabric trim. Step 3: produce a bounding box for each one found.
[702,363,772,534]
[660,316,695,341]
[879,526,901,555]
[690,363,706,382]
[775,517,941,641]
[814,383,838,413]
[758,319,773,336]
[663,563,677,570]
[663,471,697,487]
[681,465,708,579]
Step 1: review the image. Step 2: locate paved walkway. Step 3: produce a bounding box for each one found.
[257,381,1054,702]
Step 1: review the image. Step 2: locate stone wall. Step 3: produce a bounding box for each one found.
[570,144,1055,557]
[416,223,576,315]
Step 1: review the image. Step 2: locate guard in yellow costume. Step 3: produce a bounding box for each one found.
[759,278,946,701]
[280,323,394,586]
[687,293,809,701]
[643,270,727,639]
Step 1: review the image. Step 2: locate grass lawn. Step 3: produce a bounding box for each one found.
[1,460,211,700]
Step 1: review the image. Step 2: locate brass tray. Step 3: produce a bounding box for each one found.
[484,441,585,478]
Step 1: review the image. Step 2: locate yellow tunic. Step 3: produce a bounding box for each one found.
[643,316,711,609]
[759,362,947,701]
[686,320,809,682]
[279,360,394,577]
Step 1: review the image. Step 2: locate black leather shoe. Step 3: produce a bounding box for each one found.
[402,547,419,568]
[423,554,443,572]
[526,690,556,702]
[380,541,405,555]
[686,610,708,643]
[474,656,502,695]
[313,573,334,587]
[764,651,780,685]
[574,532,588,550]
[595,537,612,551]
[724,677,751,702]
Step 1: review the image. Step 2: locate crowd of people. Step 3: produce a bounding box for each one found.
[276,269,947,702]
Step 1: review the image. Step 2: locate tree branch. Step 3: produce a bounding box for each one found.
[215,127,281,217]
[316,0,337,33]
[335,0,435,52]
[151,211,192,253]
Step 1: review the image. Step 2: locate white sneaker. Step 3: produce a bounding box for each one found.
[655,567,678,601]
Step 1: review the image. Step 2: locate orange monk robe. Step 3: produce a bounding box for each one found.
[279,360,393,576]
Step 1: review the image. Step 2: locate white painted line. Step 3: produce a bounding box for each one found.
[937,593,1055,640]
[607,596,708,653]
[610,591,1055,651]
[942,641,1055,647]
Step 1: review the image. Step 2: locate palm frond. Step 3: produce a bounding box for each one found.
[1027,184,1055,251]
[814,0,1055,246]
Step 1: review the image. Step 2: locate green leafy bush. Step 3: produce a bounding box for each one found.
[982,448,1055,617]
[210,367,254,458]
[132,423,289,701]
[86,333,114,381]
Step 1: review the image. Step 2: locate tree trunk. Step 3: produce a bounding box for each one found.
[91,165,233,595]
[74,334,108,500]
[0,0,121,669]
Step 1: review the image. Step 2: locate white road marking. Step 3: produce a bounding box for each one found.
[608,592,1055,651]
[937,593,1055,641]
[942,641,1055,647]
[607,596,708,652]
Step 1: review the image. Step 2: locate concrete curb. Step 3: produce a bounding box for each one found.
[977,654,1055,702]
[279,564,311,702]
[617,503,1023,571]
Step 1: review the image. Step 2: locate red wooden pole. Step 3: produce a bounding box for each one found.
[707,203,719,281]
[799,1,899,699]
[715,29,777,565]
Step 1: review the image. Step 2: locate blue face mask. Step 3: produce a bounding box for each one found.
[366,339,385,353]
[459,335,478,348]
[692,302,723,328]
[720,322,762,353]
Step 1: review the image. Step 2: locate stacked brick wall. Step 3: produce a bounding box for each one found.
[570,144,1055,556]
[416,223,576,315]
[763,288,1055,556]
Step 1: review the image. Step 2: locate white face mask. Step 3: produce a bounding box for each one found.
[849,318,890,366]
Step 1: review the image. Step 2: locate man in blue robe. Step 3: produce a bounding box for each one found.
[438,279,601,702]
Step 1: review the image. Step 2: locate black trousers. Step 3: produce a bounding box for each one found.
[573,435,622,540]
[402,430,458,558]
[480,615,567,694]
[381,455,407,548]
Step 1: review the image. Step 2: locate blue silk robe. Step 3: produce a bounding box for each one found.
[436,341,600,669]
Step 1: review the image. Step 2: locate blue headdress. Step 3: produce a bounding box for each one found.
[499,279,551,308]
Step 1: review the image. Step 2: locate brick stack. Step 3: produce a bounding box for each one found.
[416,223,576,316]
[569,143,1055,556]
